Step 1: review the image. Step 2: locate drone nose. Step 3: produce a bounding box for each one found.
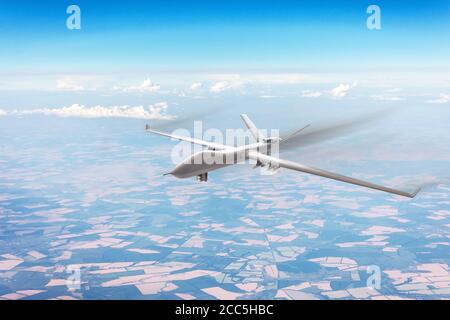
[167,164,184,178]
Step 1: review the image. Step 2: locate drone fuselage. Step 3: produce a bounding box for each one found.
[169,142,270,179]
[147,113,419,198]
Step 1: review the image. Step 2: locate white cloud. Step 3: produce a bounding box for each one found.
[0,109,6,116]
[189,82,203,91]
[427,94,450,104]
[300,90,322,98]
[259,95,281,99]
[331,82,357,99]
[244,73,310,84]
[386,88,403,93]
[371,95,405,101]
[210,81,233,93]
[370,88,406,101]
[123,78,160,93]
[209,75,247,93]
[56,78,85,91]
[209,73,312,85]
[7,102,173,120]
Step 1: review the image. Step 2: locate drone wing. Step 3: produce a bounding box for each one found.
[145,125,229,150]
[249,152,420,198]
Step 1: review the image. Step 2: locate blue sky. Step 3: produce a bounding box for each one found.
[0,1,448,112]
[0,0,449,73]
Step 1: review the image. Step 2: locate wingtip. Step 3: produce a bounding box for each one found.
[402,187,421,198]
[409,187,421,198]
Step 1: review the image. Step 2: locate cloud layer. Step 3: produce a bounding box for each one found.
[300,90,322,98]
[0,102,173,120]
[331,83,357,99]
[209,80,244,93]
[56,78,85,91]
[427,94,450,104]
[122,78,161,93]
[189,82,203,91]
